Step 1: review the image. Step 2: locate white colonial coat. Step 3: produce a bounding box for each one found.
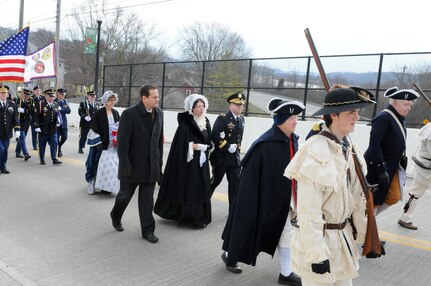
[284,128,368,284]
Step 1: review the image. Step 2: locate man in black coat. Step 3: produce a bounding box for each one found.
[34,89,62,166]
[0,85,21,174]
[78,90,98,153]
[210,92,245,206]
[55,88,71,157]
[30,85,43,150]
[14,88,33,161]
[364,87,419,214]
[110,85,163,243]
[221,98,304,286]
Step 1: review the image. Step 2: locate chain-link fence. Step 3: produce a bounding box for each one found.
[103,52,431,127]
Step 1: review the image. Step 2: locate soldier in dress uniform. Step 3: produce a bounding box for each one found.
[0,85,21,174]
[210,92,245,206]
[78,90,98,154]
[14,88,34,161]
[34,89,62,165]
[364,87,419,215]
[55,88,71,157]
[31,85,43,150]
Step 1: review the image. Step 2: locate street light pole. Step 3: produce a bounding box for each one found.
[55,0,61,88]
[94,20,102,96]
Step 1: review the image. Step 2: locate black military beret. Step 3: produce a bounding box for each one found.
[33,85,41,91]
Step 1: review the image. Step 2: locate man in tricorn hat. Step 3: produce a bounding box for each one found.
[78,90,98,154]
[284,87,383,285]
[221,99,303,286]
[364,87,419,216]
[34,89,62,165]
[0,85,20,174]
[210,91,245,206]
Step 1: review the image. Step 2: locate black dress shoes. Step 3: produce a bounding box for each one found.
[278,272,302,285]
[110,212,124,232]
[24,154,31,161]
[78,148,84,154]
[1,169,10,174]
[143,233,159,243]
[40,159,46,165]
[53,159,63,165]
[16,154,23,158]
[221,252,242,273]
[58,150,63,157]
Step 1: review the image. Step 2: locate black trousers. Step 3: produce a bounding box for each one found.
[57,127,68,151]
[79,126,90,149]
[111,181,156,236]
[211,165,240,205]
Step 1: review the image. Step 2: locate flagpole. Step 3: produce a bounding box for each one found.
[94,20,102,97]
[19,0,24,30]
[55,0,61,88]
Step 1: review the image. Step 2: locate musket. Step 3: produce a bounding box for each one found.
[304,28,383,258]
[412,81,431,107]
[304,28,331,92]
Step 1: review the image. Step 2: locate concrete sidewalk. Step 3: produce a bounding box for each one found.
[0,127,430,285]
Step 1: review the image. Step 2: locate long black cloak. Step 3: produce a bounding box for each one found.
[154,112,212,226]
[221,123,298,266]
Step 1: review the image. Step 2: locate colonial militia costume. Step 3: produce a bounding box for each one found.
[210,92,245,205]
[34,89,62,165]
[284,87,377,285]
[221,99,304,286]
[0,85,20,174]
[398,122,431,230]
[155,94,212,229]
[364,87,419,208]
[78,90,98,153]
[14,88,34,161]
[55,88,71,157]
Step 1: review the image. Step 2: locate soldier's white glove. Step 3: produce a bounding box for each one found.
[15,131,21,139]
[228,144,237,153]
[84,116,91,122]
[58,106,62,111]
[56,123,60,127]
[35,128,41,133]
[196,144,208,151]
[17,107,25,113]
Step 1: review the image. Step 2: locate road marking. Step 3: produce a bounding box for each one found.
[0,259,37,286]
[23,147,431,252]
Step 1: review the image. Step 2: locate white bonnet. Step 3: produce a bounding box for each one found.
[102,90,118,104]
[184,94,209,114]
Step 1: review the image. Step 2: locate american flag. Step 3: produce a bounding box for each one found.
[0,27,29,82]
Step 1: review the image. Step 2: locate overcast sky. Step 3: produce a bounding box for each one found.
[3,0,431,72]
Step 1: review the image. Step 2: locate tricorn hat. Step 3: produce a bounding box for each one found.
[267,98,305,125]
[227,92,245,104]
[312,87,375,116]
[383,86,420,100]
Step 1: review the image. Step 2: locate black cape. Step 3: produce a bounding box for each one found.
[221,124,298,266]
[155,112,212,225]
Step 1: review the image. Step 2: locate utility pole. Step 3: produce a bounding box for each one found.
[19,0,24,29]
[55,0,61,88]
[94,20,102,96]
[401,65,408,88]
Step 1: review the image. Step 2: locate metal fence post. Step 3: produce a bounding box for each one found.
[160,62,166,109]
[200,61,206,94]
[302,56,311,121]
[245,59,253,116]
[373,53,384,118]
[127,64,133,107]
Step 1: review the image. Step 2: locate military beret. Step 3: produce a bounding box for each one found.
[33,85,41,91]
[384,86,420,101]
[227,92,245,104]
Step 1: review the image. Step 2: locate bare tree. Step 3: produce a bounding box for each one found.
[178,22,252,61]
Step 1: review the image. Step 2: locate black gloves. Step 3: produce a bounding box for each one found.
[311,259,330,274]
[120,167,132,177]
[378,171,390,188]
[365,242,386,258]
